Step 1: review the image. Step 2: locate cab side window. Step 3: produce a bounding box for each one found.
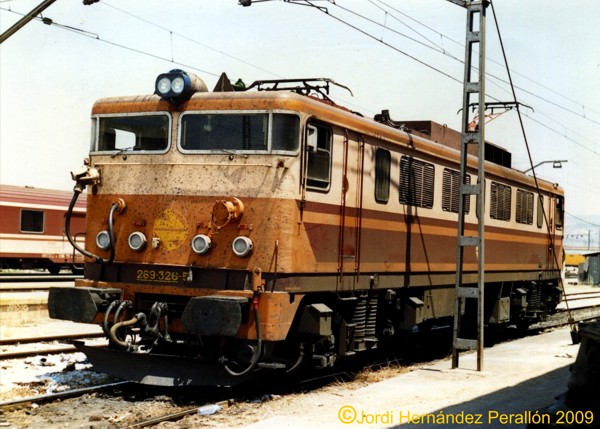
[375,148,391,203]
[306,123,332,191]
[537,195,544,228]
[556,196,564,230]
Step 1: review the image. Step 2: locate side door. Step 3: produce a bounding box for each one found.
[544,194,564,270]
[304,124,364,291]
[336,130,365,290]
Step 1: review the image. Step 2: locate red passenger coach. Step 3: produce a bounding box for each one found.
[0,184,86,274]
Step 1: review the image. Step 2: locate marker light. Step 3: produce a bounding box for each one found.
[191,234,211,255]
[232,236,253,257]
[96,230,111,250]
[154,69,208,103]
[128,231,147,251]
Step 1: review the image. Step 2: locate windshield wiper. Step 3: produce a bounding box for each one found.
[110,146,135,158]
[217,149,249,159]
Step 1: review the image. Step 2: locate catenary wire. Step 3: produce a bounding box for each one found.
[370,0,600,119]
[0,6,220,77]
[334,1,600,128]
[2,2,598,157]
[101,1,284,79]
[566,212,600,228]
[297,1,600,156]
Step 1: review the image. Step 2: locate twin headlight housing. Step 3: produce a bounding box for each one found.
[154,69,208,103]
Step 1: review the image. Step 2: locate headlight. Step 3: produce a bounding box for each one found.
[232,236,253,257]
[156,77,172,94]
[191,234,211,255]
[128,231,147,251]
[154,69,208,103]
[171,76,185,94]
[96,230,111,250]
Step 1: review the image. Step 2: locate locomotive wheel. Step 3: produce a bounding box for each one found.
[47,264,61,275]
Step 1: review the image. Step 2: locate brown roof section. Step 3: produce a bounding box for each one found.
[0,184,87,210]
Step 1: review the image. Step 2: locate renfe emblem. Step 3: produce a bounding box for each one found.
[153,209,188,251]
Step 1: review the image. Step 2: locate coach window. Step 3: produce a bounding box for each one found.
[442,168,470,213]
[399,156,434,208]
[21,209,44,233]
[516,189,534,225]
[536,195,544,228]
[375,148,391,203]
[490,181,511,221]
[306,123,332,191]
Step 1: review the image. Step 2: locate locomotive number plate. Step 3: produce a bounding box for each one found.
[135,269,189,283]
[118,264,191,286]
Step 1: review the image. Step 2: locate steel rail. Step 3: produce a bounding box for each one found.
[0,332,104,346]
[126,399,234,428]
[1,345,79,360]
[0,381,130,409]
[0,343,108,361]
[0,274,82,283]
[563,291,600,301]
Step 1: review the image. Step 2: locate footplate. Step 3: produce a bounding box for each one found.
[71,341,258,387]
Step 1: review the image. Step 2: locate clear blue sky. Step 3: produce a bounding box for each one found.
[1,0,599,236]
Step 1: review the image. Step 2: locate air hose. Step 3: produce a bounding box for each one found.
[222,296,263,376]
[65,189,118,264]
[109,313,146,352]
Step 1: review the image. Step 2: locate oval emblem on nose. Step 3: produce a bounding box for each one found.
[153,209,187,251]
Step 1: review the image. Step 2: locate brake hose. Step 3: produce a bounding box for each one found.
[223,301,263,377]
[65,189,117,264]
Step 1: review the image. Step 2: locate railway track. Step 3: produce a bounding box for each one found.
[534,305,600,331]
[0,336,107,360]
[0,381,130,409]
[0,282,77,293]
[0,290,596,362]
[0,332,105,347]
[563,289,600,301]
[1,315,598,428]
[0,281,597,427]
[0,273,82,283]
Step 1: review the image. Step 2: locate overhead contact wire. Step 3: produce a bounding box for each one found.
[371,0,600,121]
[489,0,576,330]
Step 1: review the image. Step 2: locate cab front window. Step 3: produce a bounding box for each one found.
[179,112,299,153]
[94,114,170,153]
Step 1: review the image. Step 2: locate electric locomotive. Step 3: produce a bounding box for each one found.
[49,70,564,385]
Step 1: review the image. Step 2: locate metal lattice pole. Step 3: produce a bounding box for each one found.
[450,0,488,371]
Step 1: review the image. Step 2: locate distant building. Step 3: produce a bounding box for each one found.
[579,251,600,285]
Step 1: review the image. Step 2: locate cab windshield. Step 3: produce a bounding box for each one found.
[95,114,170,153]
[179,112,299,153]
